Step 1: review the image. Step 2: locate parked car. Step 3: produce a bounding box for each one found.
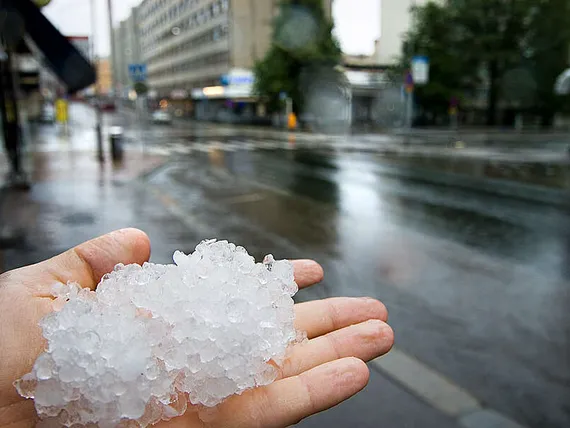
[152,110,172,124]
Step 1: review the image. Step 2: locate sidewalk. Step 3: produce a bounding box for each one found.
[0,131,175,272]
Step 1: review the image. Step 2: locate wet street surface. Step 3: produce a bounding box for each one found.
[145,148,570,428]
[2,104,569,427]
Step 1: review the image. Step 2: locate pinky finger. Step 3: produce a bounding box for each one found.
[218,357,369,428]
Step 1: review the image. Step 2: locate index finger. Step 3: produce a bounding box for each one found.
[292,260,324,289]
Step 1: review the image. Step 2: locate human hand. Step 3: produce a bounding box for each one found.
[0,229,393,427]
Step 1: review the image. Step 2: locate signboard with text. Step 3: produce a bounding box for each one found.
[411,56,430,85]
[128,64,147,83]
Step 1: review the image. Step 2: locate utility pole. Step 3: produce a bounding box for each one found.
[107,0,116,97]
[91,0,104,162]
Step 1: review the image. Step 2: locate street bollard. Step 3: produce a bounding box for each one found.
[109,126,124,162]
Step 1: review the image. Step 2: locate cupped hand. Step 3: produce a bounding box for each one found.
[0,229,393,428]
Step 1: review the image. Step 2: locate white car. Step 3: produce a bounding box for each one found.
[152,110,172,124]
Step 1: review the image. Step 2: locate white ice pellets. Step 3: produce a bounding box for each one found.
[15,240,300,427]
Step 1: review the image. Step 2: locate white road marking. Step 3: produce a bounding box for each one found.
[459,409,526,428]
[371,348,529,428]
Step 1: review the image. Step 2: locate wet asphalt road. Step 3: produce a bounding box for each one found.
[7,105,570,427]
[143,145,570,428]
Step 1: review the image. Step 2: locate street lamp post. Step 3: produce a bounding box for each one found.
[107,0,116,97]
[90,0,104,162]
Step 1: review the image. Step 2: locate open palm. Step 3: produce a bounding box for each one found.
[0,229,393,428]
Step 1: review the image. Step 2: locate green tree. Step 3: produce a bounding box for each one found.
[400,2,479,122]
[253,0,342,114]
[523,0,570,126]
[450,0,536,125]
[402,0,570,127]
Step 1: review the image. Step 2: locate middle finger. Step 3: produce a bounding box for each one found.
[294,297,388,339]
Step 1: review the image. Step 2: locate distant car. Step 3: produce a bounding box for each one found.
[99,99,116,112]
[152,110,172,124]
[40,103,55,123]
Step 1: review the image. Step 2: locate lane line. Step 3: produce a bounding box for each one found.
[371,348,481,417]
[459,409,526,428]
[371,348,529,427]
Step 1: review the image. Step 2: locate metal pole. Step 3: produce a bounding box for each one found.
[406,89,413,129]
[285,97,293,130]
[107,0,116,95]
[91,0,104,162]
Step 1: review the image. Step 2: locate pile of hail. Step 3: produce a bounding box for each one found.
[15,240,302,427]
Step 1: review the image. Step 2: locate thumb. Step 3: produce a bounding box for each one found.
[18,228,151,294]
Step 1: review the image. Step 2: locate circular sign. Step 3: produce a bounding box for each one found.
[134,82,149,95]
[34,0,52,7]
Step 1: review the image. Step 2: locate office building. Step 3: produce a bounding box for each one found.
[113,7,143,96]
[137,0,333,97]
[96,58,113,95]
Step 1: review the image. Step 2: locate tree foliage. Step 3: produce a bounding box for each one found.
[401,0,570,126]
[253,0,342,114]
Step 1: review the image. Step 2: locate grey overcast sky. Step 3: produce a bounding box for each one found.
[43,0,380,57]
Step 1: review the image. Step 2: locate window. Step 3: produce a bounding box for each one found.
[197,9,205,24]
[212,1,220,16]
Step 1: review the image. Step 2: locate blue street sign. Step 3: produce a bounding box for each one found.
[128,64,147,83]
[220,73,254,86]
[411,55,430,85]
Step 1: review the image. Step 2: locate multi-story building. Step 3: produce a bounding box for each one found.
[96,58,113,96]
[113,7,143,96]
[137,0,333,97]
[377,0,434,65]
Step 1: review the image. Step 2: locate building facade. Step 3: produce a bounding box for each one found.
[96,58,113,95]
[136,0,333,97]
[113,7,143,96]
[377,0,434,65]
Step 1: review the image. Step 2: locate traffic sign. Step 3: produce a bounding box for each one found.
[128,64,147,83]
[411,56,430,85]
[134,82,148,95]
